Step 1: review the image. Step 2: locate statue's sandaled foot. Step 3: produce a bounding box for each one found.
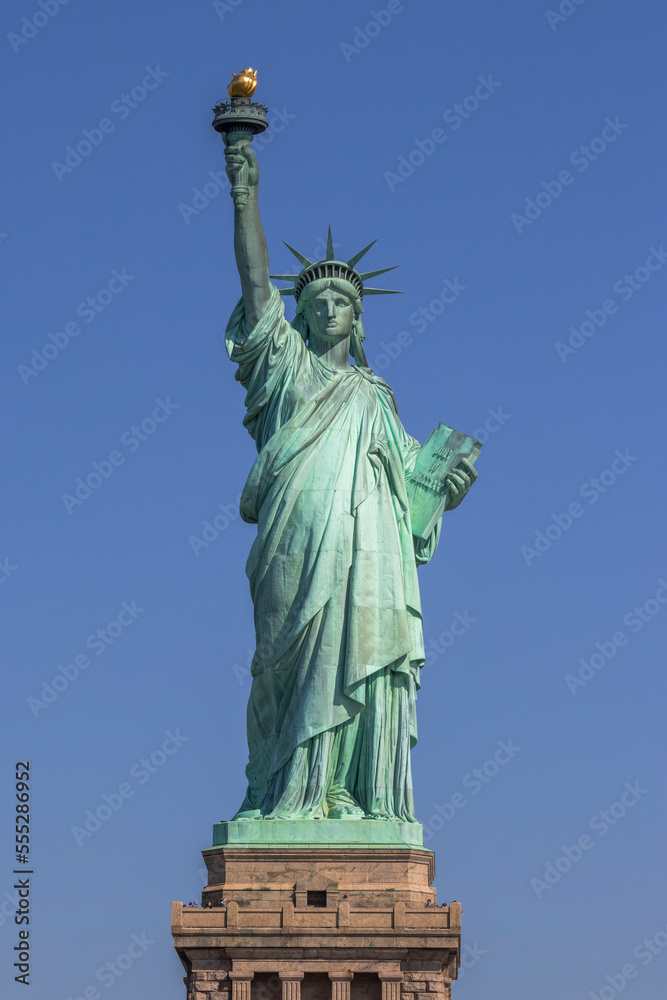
[327,788,365,819]
[231,808,262,820]
[330,803,365,819]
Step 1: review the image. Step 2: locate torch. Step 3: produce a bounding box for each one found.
[212,68,268,211]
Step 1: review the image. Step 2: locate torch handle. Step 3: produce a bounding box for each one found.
[226,131,252,212]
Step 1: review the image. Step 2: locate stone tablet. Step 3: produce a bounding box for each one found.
[407,424,482,541]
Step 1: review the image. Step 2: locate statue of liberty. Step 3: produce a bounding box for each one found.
[222,128,477,826]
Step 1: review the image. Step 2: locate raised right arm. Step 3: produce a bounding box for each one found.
[223,135,271,328]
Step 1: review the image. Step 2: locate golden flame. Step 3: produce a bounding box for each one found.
[227,68,258,98]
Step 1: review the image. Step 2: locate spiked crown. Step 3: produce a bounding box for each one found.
[270,227,401,302]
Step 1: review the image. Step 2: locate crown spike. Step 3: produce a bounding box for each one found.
[325,227,335,261]
[277,235,399,301]
[347,240,377,267]
[282,242,313,268]
[358,265,399,281]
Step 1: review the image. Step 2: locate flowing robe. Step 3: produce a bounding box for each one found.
[226,286,441,821]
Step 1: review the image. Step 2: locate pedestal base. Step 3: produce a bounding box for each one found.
[172,842,460,1000]
[211,819,424,850]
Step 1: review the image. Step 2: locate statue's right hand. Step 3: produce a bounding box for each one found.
[221,132,259,189]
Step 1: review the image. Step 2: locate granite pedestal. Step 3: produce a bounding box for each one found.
[172,822,461,1000]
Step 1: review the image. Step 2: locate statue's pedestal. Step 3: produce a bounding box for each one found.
[211,818,425,850]
[171,835,461,1000]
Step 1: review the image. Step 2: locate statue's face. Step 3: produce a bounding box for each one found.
[305,289,355,342]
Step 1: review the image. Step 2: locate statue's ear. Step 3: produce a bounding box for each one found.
[291,310,309,344]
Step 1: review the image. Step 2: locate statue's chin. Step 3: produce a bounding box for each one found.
[322,330,352,341]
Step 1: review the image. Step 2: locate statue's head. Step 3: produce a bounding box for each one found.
[271,229,402,367]
[293,278,367,365]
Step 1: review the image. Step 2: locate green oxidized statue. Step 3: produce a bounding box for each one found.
[219,73,478,831]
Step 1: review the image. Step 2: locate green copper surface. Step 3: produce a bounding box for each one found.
[208,818,424,850]
[225,287,439,826]
[218,111,479,845]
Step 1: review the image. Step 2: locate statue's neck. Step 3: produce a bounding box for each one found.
[308,334,353,371]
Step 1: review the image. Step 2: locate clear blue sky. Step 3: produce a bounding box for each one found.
[2,1,666,998]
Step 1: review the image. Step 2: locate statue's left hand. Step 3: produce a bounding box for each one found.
[444,458,478,511]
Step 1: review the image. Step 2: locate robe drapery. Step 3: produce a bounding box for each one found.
[226,285,441,821]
